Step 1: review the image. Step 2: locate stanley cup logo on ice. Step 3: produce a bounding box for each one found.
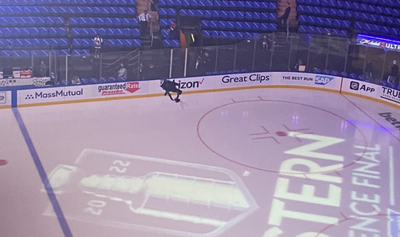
[43,149,258,236]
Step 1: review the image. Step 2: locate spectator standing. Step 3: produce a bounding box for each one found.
[364,59,373,81]
[71,75,81,85]
[294,59,304,71]
[150,0,158,11]
[117,63,128,80]
[278,3,291,30]
[388,60,399,87]
[262,35,268,51]
[138,10,151,37]
[195,51,211,75]
[93,34,103,58]
[39,60,47,77]
[167,21,180,40]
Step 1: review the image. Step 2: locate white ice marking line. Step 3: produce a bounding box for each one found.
[389,146,395,206]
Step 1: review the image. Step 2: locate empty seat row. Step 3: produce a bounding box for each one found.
[73,38,141,47]
[297,5,353,18]
[298,0,393,15]
[298,15,351,28]
[70,17,139,27]
[0,17,64,26]
[71,28,140,37]
[298,25,348,37]
[201,20,277,31]
[353,12,400,26]
[71,49,90,55]
[0,0,135,6]
[159,18,176,28]
[78,77,127,86]
[298,0,400,9]
[179,9,276,21]
[162,39,180,48]
[355,0,400,8]
[0,27,67,37]
[0,49,62,58]
[0,6,136,15]
[298,4,400,18]
[177,9,276,21]
[354,22,399,36]
[0,38,69,49]
[159,0,274,9]
[202,30,262,40]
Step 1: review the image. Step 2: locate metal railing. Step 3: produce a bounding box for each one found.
[1,32,399,85]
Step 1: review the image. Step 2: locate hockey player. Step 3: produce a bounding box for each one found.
[160,79,182,102]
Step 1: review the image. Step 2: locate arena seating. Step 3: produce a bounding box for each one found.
[158,0,277,40]
[297,0,400,37]
[2,0,400,60]
[0,0,138,56]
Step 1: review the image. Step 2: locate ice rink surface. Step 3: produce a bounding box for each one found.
[1,87,400,237]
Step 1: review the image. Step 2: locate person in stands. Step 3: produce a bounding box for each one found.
[138,10,151,37]
[388,60,399,87]
[167,21,180,40]
[93,34,103,58]
[278,3,291,30]
[364,59,373,81]
[71,75,81,85]
[39,60,48,77]
[117,63,128,80]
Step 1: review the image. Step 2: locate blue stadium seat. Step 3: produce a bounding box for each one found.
[74,38,92,47]
[194,10,204,17]
[31,50,50,57]
[73,49,90,55]
[349,73,357,79]
[132,39,141,47]
[236,11,245,20]
[225,21,235,30]
[90,78,99,83]
[331,70,339,76]
[217,21,226,30]
[323,69,330,75]
[81,78,89,85]
[313,67,322,73]
[130,28,140,37]
[235,21,244,30]
[58,49,69,55]
[162,39,180,47]
[299,25,308,33]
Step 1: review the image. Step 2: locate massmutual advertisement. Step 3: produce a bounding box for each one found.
[18,86,87,105]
